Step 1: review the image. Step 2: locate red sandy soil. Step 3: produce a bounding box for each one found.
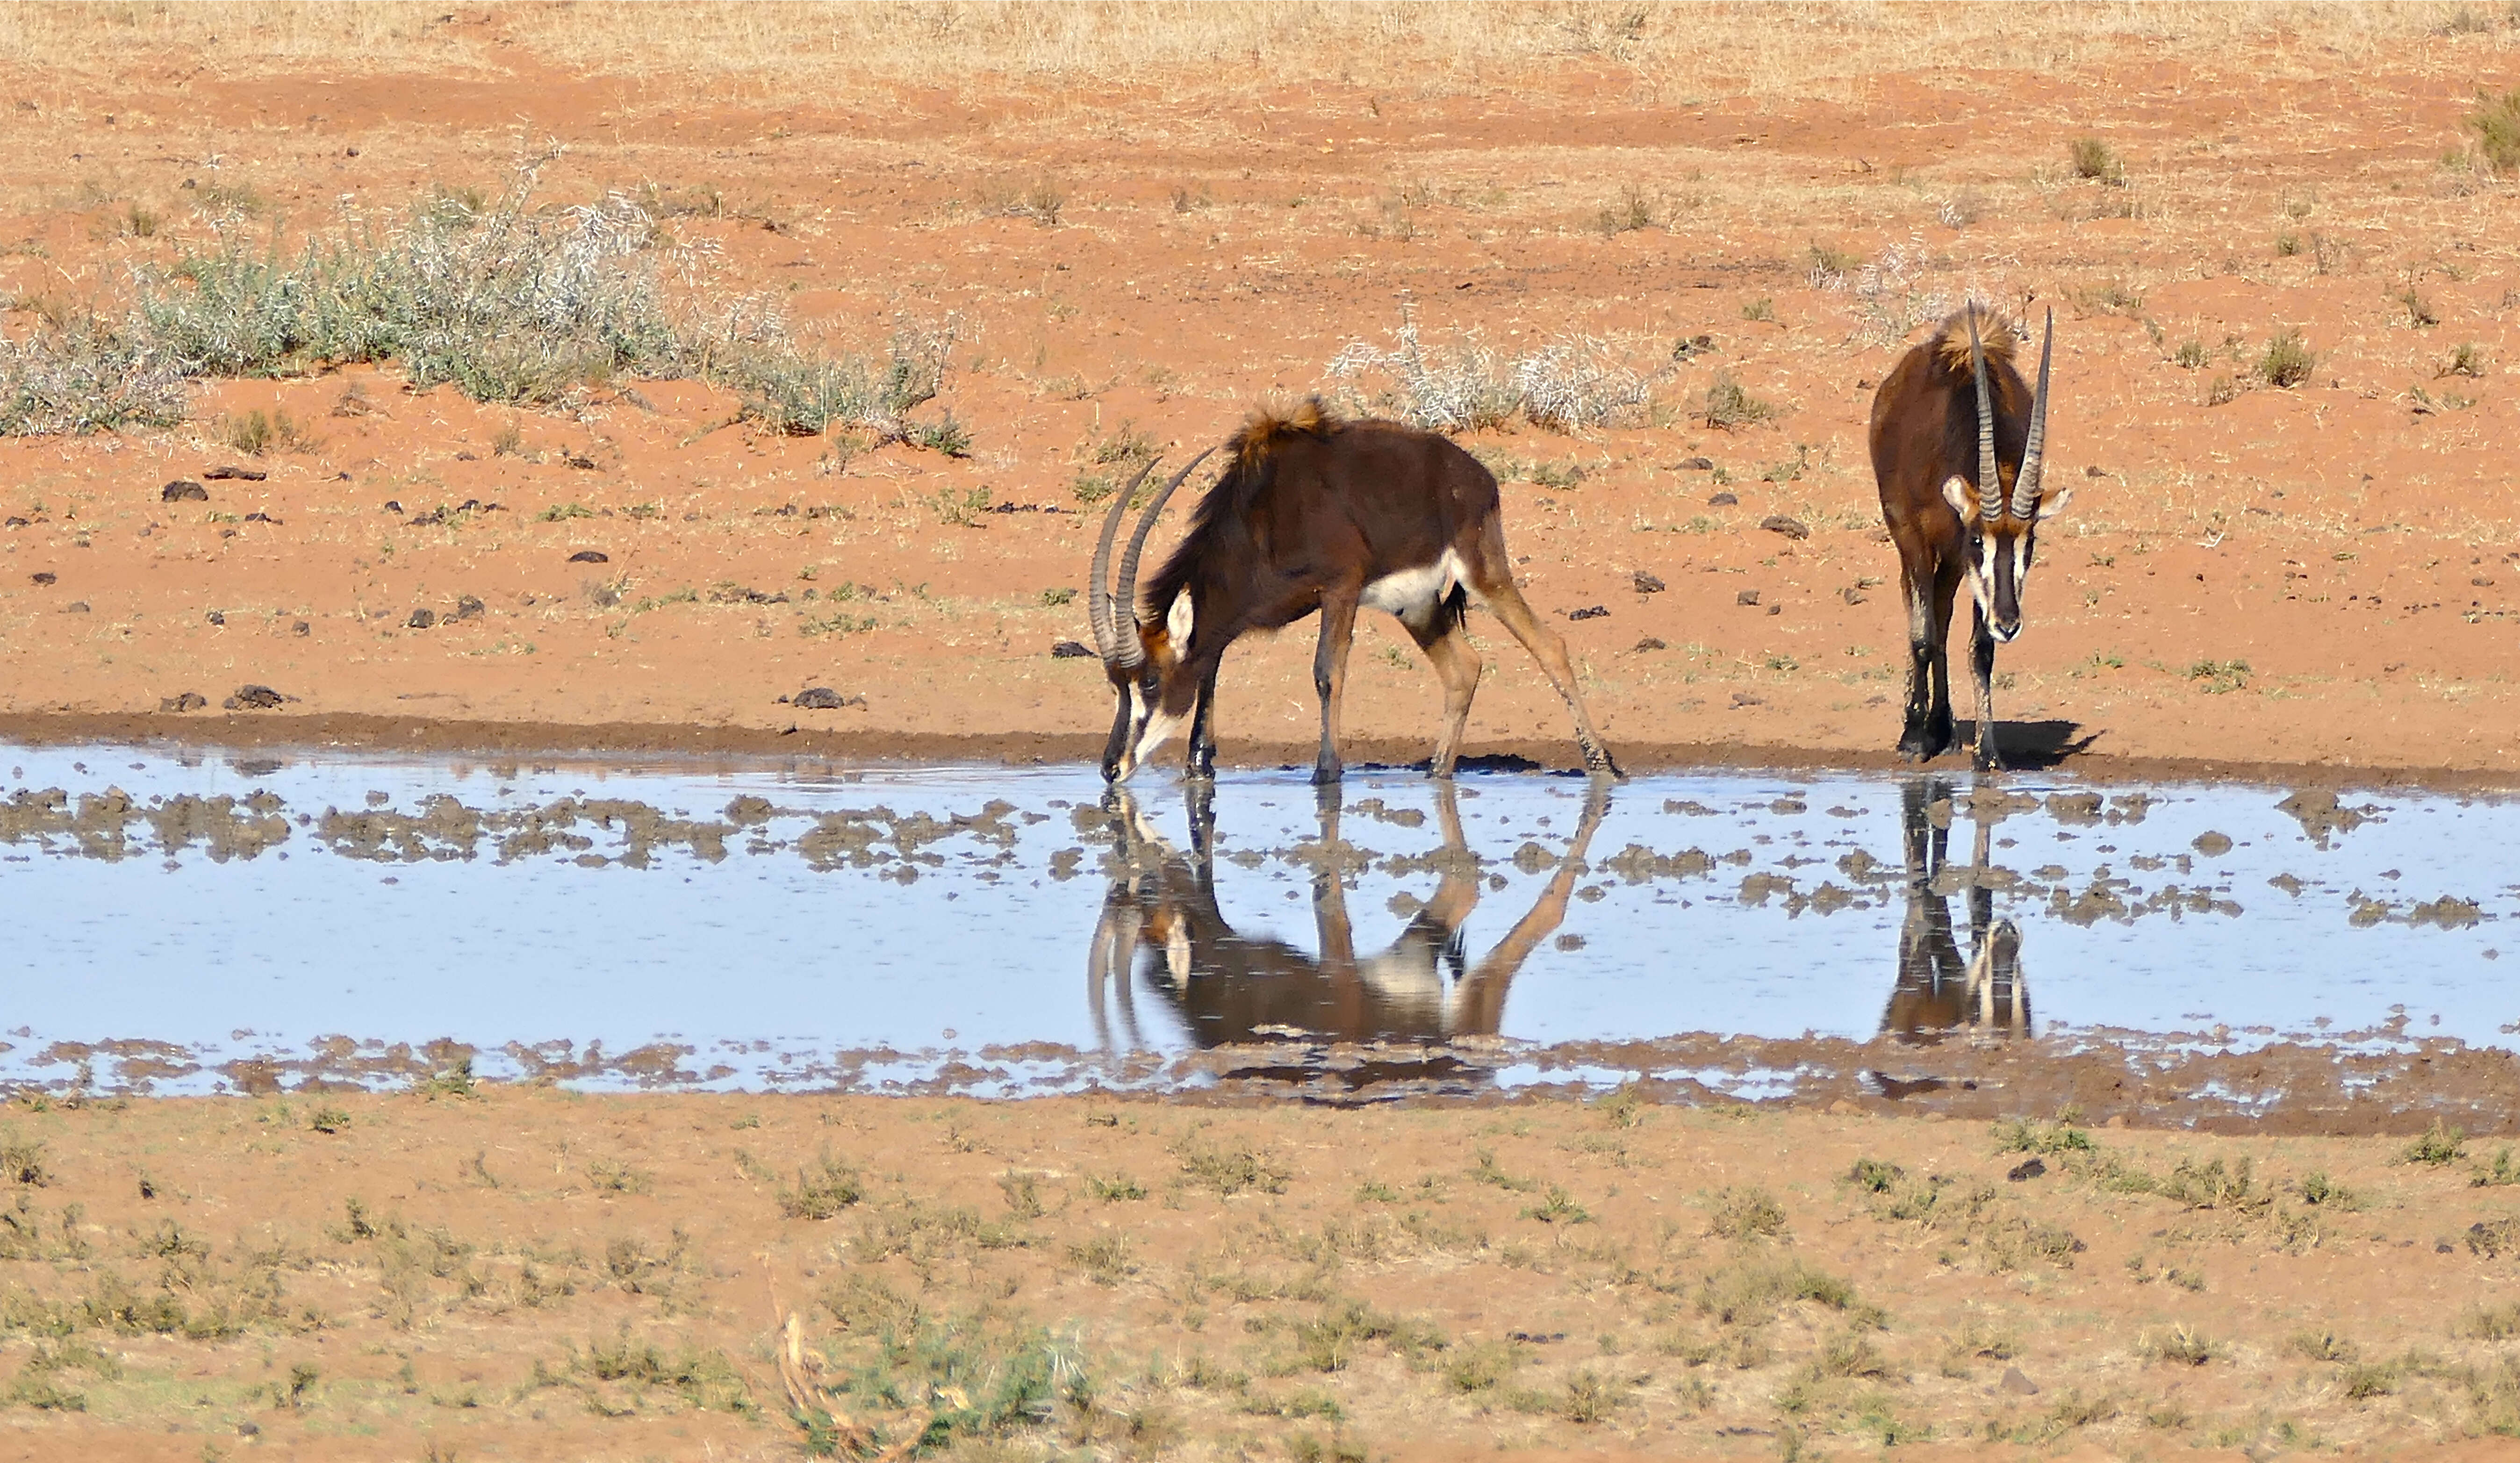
[0,5,2517,781]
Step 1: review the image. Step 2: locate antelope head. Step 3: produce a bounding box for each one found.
[1088,449,1213,782]
[1940,305,2069,643]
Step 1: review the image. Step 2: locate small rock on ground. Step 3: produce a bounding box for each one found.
[1759,514,1810,539]
[160,480,208,502]
[791,687,865,710]
[1050,640,1095,659]
[159,691,208,713]
[1632,570,1666,594]
[224,685,287,710]
[568,550,609,564]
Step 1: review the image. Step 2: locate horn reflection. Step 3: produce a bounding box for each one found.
[1087,782,1609,1078]
[1882,776,2029,1043]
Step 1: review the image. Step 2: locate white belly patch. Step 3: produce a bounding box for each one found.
[1360,549,1468,617]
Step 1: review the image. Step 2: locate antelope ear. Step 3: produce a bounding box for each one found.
[2038,485,2075,520]
[1940,474,1977,518]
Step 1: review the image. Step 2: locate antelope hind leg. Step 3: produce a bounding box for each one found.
[1471,580,1620,778]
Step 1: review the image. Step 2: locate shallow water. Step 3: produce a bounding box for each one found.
[2,743,2513,1101]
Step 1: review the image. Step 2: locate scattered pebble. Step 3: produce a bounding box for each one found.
[159,691,207,713]
[1567,605,1608,621]
[408,609,437,629]
[568,550,610,564]
[160,479,208,502]
[1736,588,1761,607]
[1759,514,1810,540]
[203,465,266,481]
[1634,636,1666,652]
[1707,490,1738,506]
[30,571,55,585]
[2192,831,2233,856]
[1632,570,1666,594]
[792,687,865,710]
[2000,1366,2040,1396]
[1050,640,1096,659]
[224,685,287,710]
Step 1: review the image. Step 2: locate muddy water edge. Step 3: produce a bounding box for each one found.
[2,741,2514,1134]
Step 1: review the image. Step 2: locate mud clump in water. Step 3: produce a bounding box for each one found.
[2193,831,2234,856]
[2410,896,2483,929]
[2279,789,2382,848]
[1602,843,1716,884]
[0,785,291,862]
[2046,792,2104,826]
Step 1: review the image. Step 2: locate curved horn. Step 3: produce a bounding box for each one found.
[2011,307,2055,520]
[1965,303,1999,523]
[1087,458,1163,666]
[1113,446,1216,668]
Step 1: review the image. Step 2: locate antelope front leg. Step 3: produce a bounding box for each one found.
[1897,576,1939,760]
[1187,660,1222,782]
[1311,591,1360,785]
[1969,602,2003,772]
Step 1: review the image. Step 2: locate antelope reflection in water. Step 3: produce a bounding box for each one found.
[1086,782,1609,1065]
[1884,776,2029,1042]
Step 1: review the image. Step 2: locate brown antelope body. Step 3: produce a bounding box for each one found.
[1868,306,2068,769]
[1085,782,1608,1071]
[1087,399,1617,784]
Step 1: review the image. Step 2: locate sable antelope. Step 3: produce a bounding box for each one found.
[1869,305,2068,769]
[1086,399,1618,785]
[1881,776,2028,1045]
[1084,781,1609,1072]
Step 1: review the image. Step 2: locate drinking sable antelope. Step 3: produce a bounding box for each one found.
[1085,399,1619,785]
[1868,304,2068,769]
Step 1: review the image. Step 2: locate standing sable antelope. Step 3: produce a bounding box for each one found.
[1869,304,2068,769]
[1087,398,1618,784]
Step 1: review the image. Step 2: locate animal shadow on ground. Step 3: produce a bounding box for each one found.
[1967,719,2100,770]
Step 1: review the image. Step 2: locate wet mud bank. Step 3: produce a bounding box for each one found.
[3,710,2518,797]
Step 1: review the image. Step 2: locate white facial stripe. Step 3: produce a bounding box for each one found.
[1126,706,1189,777]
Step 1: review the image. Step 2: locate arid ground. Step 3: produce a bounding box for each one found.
[13,1093,2520,1462]
[1,2,2519,777]
[7,2,2520,1457]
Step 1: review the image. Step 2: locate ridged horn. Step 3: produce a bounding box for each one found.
[2012,307,2055,520]
[1113,446,1216,669]
[1087,458,1163,667]
[1965,303,1999,524]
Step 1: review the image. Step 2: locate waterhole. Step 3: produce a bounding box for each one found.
[3,744,2511,1118]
